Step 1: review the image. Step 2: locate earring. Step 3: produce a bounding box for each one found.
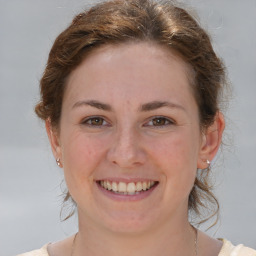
[197,159,211,172]
[56,158,61,167]
[204,159,211,171]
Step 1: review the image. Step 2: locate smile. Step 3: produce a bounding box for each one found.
[98,180,157,195]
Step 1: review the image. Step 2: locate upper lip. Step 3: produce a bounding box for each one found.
[95,178,158,183]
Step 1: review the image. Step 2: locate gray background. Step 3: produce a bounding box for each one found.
[0,0,256,255]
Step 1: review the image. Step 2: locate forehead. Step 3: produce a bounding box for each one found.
[79,42,193,77]
[63,42,196,108]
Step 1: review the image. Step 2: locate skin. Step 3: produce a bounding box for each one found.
[47,42,225,256]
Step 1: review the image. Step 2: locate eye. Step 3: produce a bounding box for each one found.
[144,116,174,127]
[81,116,109,127]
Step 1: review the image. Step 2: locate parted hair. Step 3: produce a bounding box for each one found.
[35,0,227,223]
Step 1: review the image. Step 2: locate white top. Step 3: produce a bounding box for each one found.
[218,240,256,256]
[17,240,256,256]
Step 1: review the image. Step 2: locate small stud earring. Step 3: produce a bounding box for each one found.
[197,159,211,172]
[204,159,211,171]
[56,158,61,167]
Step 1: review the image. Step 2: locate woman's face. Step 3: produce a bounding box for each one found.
[50,42,211,233]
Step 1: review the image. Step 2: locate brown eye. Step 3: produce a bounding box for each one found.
[83,117,106,126]
[152,117,170,126]
[143,116,174,128]
[90,117,104,125]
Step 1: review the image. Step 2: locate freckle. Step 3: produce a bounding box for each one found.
[126,100,131,106]
[86,150,92,156]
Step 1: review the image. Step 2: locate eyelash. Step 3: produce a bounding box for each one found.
[81,116,175,128]
[144,116,175,128]
[81,116,109,127]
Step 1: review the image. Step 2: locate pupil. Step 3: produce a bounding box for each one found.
[92,118,102,125]
[154,118,165,125]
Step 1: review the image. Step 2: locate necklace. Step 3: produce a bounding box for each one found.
[194,227,198,256]
[70,232,77,256]
[70,228,198,256]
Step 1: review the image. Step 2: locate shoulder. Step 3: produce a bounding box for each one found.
[219,239,256,256]
[16,235,75,256]
[16,244,49,256]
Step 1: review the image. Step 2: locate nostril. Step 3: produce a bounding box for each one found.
[106,132,147,168]
[107,148,145,168]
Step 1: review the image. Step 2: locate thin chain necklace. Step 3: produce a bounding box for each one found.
[70,232,77,256]
[194,227,198,256]
[70,228,198,256]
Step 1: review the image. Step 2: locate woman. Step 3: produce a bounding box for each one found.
[18,0,256,255]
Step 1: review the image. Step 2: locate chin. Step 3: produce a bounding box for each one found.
[104,218,153,235]
[94,207,163,235]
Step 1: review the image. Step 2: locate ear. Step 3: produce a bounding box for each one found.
[45,118,63,167]
[197,112,225,169]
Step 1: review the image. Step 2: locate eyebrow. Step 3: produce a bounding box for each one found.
[72,100,185,112]
[72,100,112,111]
[140,101,186,112]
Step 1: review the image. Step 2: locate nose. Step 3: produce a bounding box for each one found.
[106,128,146,169]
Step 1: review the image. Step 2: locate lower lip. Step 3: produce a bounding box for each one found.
[96,182,158,201]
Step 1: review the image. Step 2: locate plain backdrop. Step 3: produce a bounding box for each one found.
[0,0,256,255]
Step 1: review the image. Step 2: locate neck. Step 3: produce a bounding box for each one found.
[73,212,196,256]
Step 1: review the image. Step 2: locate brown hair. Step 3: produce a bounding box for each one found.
[35,0,227,223]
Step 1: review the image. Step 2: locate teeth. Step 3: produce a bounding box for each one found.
[127,182,136,195]
[99,180,156,194]
[106,181,112,190]
[136,182,142,192]
[112,182,118,192]
[142,181,147,191]
[118,182,126,192]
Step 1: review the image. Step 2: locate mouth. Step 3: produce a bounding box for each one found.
[96,180,158,195]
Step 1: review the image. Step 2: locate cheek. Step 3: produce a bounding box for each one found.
[153,135,199,204]
[154,134,198,165]
[149,130,200,185]
[60,131,107,188]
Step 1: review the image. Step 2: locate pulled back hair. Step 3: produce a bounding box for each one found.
[35,0,227,224]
